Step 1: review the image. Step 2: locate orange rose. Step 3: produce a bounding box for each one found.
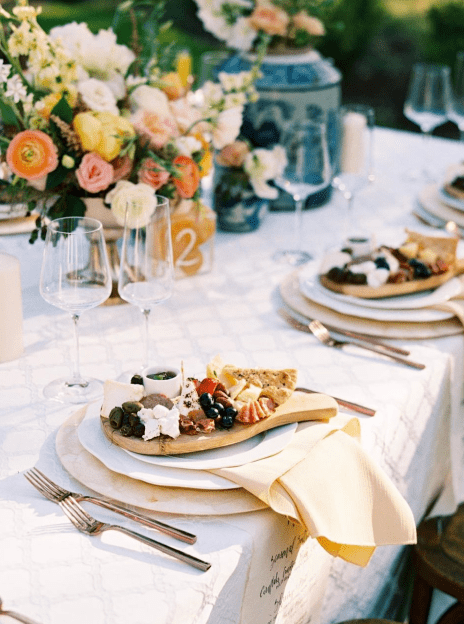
[249,4,289,36]
[138,158,170,190]
[6,130,58,181]
[172,155,200,199]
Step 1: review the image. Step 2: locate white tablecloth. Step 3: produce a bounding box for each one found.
[1,127,463,624]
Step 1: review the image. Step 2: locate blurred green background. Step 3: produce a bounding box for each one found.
[17,0,464,138]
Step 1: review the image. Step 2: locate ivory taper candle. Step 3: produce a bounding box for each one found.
[340,111,367,175]
[0,252,23,362]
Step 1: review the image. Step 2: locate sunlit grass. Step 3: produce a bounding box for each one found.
[383,0,450,17]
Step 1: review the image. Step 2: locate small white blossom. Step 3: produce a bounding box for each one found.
[5,75,27,103]
[174,135,202,157]
[211,106,243,149]
[244,145,288,199]
[0,61,11,83]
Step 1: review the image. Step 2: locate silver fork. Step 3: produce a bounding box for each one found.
[0,597,41,624]
[24,468,196,544]
[58,497,211,572]
[309,320,426,370]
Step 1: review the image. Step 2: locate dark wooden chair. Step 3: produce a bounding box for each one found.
[409,503,464,624]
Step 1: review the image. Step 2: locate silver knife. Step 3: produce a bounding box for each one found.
[296,387,376,417]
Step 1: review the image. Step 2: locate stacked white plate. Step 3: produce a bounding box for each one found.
[417,164,464,232]
[78,402,297,491]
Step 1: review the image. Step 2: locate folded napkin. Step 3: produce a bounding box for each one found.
[430,275,464,325]
[210,414,417,567]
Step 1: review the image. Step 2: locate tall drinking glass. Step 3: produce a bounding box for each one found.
[403,63,452,178]
[40,217,112,403]
[448,51,464,141]
[273,120,332,266]
[118,195,174,373]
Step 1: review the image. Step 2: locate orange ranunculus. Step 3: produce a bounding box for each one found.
[172,155,200,199]
[6,130,58,181]
[249,3,290,36]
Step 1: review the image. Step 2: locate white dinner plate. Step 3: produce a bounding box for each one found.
[78,402,239,490]
[438,186,464,213]
[299,261,454,322]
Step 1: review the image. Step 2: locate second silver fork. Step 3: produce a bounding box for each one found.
[24,467,196,544]
[309,320,426,370]
[59,497,211,572]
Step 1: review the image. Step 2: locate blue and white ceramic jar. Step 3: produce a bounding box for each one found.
[221,49,342,210]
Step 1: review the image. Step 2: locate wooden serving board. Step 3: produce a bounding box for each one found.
[320,257,464,299]
[100,391,338,456]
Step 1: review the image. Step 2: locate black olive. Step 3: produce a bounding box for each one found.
[133,423,145,438]
[205,407,220,419]
[219,414,234,429]
[130,374,144,385]
[109,406,124,429]
[326,267,347,283]
[224,406,237,420]
[199,393,213,408]
[128,413,139,427]
[120,424,133,437]
[374,257,389,270]
[213,401,225,414]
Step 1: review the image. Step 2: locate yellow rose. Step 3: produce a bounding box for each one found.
[73,112,102,152]
[73,112,135,161]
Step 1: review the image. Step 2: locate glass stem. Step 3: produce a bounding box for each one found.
[68,314,86,388]
[422,130,432,178]
[142,308,151,370]
[294,198,304,252]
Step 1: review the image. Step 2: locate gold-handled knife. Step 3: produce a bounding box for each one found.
[296,387,376,417]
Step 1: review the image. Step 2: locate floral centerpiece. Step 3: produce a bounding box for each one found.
[193,0,327,54]
[0,0,263,276]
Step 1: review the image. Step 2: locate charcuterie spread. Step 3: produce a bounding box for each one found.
[319,229,464,299]
[99,355,338,455]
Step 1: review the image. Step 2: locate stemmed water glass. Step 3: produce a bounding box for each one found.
[40,217,112,403]
[334,104,375,246]
[448,51,464,141]
[403,63,452,178]
[273,120,332,266]
[118,195,174,374]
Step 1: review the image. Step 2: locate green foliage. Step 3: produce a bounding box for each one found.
[318,0,387,69]
[425,1,464,67]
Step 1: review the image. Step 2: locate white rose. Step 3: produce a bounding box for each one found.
[78,78,118,114]
[174,136,202,157]
[226,17,256,51]
[104,73,126,101]
[130,85,172,118]
[49,22,94,65]
[244,147,288,199]
[211,106,243,149]
[106,181,157,228]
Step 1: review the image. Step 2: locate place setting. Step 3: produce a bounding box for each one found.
[280,226,464,342]
[416,163,464,234]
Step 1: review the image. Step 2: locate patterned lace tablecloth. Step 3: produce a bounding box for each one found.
[1,128,464,624]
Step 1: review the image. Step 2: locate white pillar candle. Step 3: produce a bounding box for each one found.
[340,111,367,175]
[0,252,23,363]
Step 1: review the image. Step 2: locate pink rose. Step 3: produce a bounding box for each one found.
[249,3,289,36]
[111,155,133,182]
[76,152,114,194]
[138,158,170,190]
[216,141,250,168]
[132,109,179,149]
[292,11,325,36]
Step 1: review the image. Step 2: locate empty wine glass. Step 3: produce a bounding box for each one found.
[40,217,112,403]
[403,63,452,178]
[118,195,174,374]
[273,120,332,266]
[334,105,375,246]
[448,51,464,141]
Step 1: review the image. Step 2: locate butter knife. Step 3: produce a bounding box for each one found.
[278,308,411,356]
[296,387,376,417]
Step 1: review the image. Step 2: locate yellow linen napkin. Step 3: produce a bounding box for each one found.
[210,414,417,567]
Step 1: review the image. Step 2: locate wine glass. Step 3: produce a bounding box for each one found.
[403,63,452,178]
[448,51,464,141]
[273,120,332,266]
[333,105,375,247]
[118,195,174,374]
[40,217,112,403]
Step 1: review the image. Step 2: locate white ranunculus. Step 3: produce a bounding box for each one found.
[211,106,243,149]
[174,136,202,157]
[49,22,94,65]
[104,73,126,101]
[130,85,172,118]
[78,78,118,114]
[106,181,157,228]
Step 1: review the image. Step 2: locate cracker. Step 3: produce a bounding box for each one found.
[222,366,298,405]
